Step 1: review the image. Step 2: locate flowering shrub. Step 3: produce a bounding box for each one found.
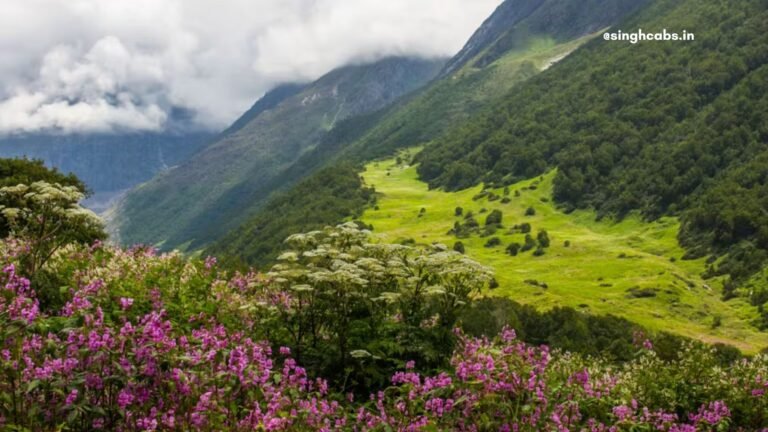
[0,237,766,430]
[0,181,104,276]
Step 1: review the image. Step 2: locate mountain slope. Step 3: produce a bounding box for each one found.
[414,0,768,289]
[439,0,647,77]
[115,57,444,249]
[208,0,648,266]
[0,131,211,203]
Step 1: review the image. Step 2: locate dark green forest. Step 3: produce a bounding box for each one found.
[208,163,375,267]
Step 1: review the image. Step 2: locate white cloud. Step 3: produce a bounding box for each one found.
[0,0,501,134]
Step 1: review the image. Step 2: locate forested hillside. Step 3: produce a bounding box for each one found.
[210,0,648,266]
[415,0,768,286]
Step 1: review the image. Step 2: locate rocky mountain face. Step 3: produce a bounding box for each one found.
[115,57,445,248]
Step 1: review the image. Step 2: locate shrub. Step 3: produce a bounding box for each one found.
[484,237,501,247]
[537,230,550,248]
[626,287,658,298]
[481,224,497,237]
[525,206,536,216]
[506,242,521,256]
[454,206,463,216]
[453,241,466,254]
[521,234,536,252]
[485,209,503,226]
[463,216,479,229]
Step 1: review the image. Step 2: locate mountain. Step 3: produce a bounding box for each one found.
[414,0,768,286]
[0,133,211,191]
[0,105,214,213]
[206,0,768,348]
[115,57,445,249]
[208,0,649,266]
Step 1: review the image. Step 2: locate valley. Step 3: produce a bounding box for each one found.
[2,0,768,429]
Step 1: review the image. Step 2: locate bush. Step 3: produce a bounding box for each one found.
[537,230,550,248]
[525,206,536,216]
[521,234,536,252]
[453,241,466,254]
[485,209,503,226]
[626,287,658,298]
[506,242,521,256]
[455,206,463,216]
[464,216,479,229]
[485,237,501,247]
[481,224,498,237]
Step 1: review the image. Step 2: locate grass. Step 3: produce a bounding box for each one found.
[359,153,768,353]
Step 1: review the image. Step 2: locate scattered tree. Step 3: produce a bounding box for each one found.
[485,209,503,226]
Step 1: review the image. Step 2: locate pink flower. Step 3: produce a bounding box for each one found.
[119,297,134,310]
[64,389,78,406]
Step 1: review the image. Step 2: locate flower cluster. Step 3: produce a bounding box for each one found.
[0,240,766,431]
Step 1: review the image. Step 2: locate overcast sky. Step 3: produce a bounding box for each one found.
[0,0,501,135]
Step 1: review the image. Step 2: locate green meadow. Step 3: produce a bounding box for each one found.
[360,153,768,353]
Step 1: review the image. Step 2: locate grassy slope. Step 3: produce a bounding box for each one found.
[360,154,768,353]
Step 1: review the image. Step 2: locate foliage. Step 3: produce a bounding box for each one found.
[537,230,551,248]
[1,241,765,431]
[453,241,465,254]
[265,223,493,391]
[485,209,503,226]
[0,180,105,312]
[0,158,86,237]
[0,182,104,274]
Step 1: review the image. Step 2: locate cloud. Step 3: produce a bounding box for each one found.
[0,0,501,135]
